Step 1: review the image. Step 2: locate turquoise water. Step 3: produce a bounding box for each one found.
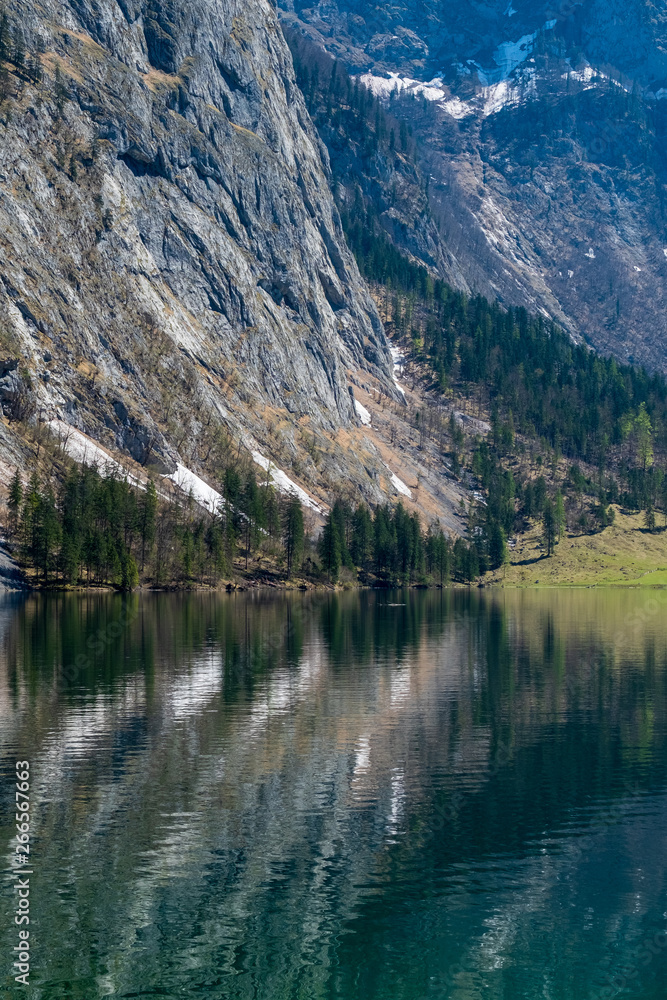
[1,589,666,998]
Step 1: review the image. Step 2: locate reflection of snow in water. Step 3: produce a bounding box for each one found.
[243,654,325,741]
[170,652,223,720]
[386,768,405,837]
[391,668,411,706]
[353,735,371,778]
[40,687,144,766]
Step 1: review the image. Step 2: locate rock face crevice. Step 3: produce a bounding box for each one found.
[0,0,395,479]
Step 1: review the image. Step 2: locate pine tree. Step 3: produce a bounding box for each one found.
[121,551,139,590]
[534,476,547,516]
[373,504,396,575]
[27,53,41,84]
[20,472,40,566]
[263,485,281,545]
[635,402,653,471]
[34,488,61,583]
[139,479,158,571]
[11,26,24,71]
[205,512,228,582]
[488,523,508,571]
[54,65,69,115]
[7,468,22,540]
[319,512,341,582]
[426,529,451,586]
[241,472,263,570]
[555,490,566,541]
[644,500,656,533]
[59,466,82,583]
[0,8,9,64]
[350,504,373,569]
[542,499,556,556]
[283,498,304,577]
[331,499,353,568]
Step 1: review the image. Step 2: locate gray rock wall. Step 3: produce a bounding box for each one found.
[0,0,394,476]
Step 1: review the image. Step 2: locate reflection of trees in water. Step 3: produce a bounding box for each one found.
[0,591,666,998]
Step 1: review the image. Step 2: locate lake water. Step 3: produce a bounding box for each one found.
[1,589,666,999]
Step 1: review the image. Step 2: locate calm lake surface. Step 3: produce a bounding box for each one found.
[1,589,666,999]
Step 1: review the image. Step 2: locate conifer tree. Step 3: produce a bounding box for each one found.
[20,473,40,565]
[350,504,373,569]
[11,26,24,71]
[0,8,9,64]
[121,551,139,590]
[139,479,158,571]
[319,512,341,582]
[283,498,304,577]
[7,468,22,540]
[35,487,61,583]
[263,485,281,545]
[426,529,451,586]
[542,499,556,556]
[635,403,653,471]
[644,499,656,533]
[555,490,566,541]
[488,523,508,571]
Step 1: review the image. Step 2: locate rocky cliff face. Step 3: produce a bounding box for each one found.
[0,0,400,494]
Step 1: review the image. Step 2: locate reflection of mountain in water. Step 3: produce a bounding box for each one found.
[1,591,666,998]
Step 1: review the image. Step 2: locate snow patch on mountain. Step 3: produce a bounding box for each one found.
[166,464,222,513]
[482,74,538,115]
[354,398,372,426]
[484,23,555,83]
[442,96,474,120]
[358,72,445,102]
[48,421,143,487]
[389,471,413,499]
[390,345,407,398]
[251,451,325,513]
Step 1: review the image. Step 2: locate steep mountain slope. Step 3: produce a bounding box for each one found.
[0,0,410,506]
[280,1,667,372]
[417,64,667,369]
[285,30,470,291]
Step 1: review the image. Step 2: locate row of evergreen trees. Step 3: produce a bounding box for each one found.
[5,465,479,589]
[5,464,308,589]
[317,499,478,585]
